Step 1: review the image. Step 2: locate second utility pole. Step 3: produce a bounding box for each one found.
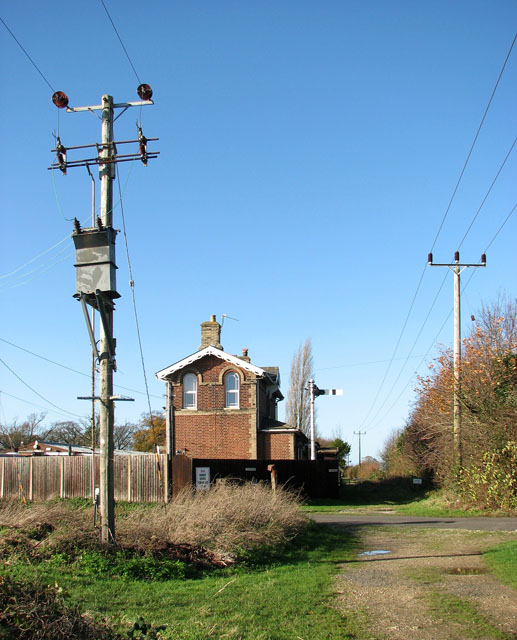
[428,251,486,468]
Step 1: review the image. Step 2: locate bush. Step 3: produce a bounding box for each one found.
[117,481,308,558]
[458,441,517,512]
[0,574,120,639]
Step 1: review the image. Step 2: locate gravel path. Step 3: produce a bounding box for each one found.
[312,513,517,531]
[312,516,517,639]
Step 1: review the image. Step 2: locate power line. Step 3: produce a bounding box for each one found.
[0,389,84,422]
[430,31,517,253]
[457,136,517,250]
[366,268,479,435]
[315,354,426,371]
[362,271,449,431]
[0,355,83,419]
[117,171,155,418]
[0,16,55,91]
[0,336,162,400]
[356,33,516,433]
[99,0,141,84]
[484,200,517,253]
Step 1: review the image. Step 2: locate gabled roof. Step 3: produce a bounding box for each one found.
[155,345,267,380]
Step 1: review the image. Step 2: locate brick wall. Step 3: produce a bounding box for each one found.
[170,355,259,459]
[259,431,294,459]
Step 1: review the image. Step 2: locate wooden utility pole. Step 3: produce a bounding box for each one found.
[428,251,486,468]
[99,95,115,542]
[50,85,158,544]
[354,431,365,466]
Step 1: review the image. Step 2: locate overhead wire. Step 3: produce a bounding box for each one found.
[99,0,141,84]
[116,170,155,421]
[0,336,163,400]
[362,271,449,431]
[356,32,517,433]
[366,268,479,435]
[457,136,517,250]
[0,16,55,91]
[429,31,517,253]
[0,389,85,422]
[0,355,84,419]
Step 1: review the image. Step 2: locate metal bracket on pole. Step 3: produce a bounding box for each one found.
[79,294,100,362]
[94,290,116,364]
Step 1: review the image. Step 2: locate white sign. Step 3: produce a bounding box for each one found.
[196,467,210,490]
[412,478,423,485]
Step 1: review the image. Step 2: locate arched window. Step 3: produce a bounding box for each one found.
[225,371,240,408]
[183,373,197,409]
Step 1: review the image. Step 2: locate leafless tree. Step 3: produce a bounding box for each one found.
[0,413,47,450]
[285,338,314,437]
[114,421,139,450]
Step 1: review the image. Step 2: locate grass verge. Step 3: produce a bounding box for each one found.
[483,541,517,591]
[427,591,512,639]
[3,522,361,639]
[303,484,492,517]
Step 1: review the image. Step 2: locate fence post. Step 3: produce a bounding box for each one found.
[0,458,4,499]
[127,455,132,502]
[29,457,33,501]
[60,457,65,499]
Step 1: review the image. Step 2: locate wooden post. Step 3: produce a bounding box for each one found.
[127,455,132,502]
[29,457,33,502]
[99,94,116,543]
[60,457,65,498]
[1,458,4,499]
[268,464,277,493]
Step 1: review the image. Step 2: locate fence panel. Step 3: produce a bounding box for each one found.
[0,454,166,503]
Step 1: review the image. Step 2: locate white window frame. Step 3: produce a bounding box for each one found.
[225,372,240,408]
[183,373,197,409]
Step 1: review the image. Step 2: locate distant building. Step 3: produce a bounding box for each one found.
[156,316,308,460]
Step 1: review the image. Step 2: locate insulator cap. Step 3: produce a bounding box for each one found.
[481,253,486,265]
[428,253,433,264]
[137,84,153,100]
[454,251,460,262]
[52,91,69,108]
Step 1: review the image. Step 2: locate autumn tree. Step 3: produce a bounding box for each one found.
[132,411,166,452]
[285,338,314,437]
[399,297,517,486]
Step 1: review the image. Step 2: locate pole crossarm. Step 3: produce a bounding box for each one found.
[66,100,153,112]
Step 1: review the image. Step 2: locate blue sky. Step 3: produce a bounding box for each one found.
[1,1,516,462]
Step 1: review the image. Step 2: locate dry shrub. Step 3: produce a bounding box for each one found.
[0,574,120,639]
[117,481,308,556]
[0,500,95,554]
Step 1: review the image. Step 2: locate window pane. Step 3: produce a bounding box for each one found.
[183,373,197,409]
[225,372,239,407]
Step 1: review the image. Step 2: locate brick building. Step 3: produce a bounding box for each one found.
[156,316,308,460]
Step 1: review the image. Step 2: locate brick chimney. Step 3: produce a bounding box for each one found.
[199,315,223,350]
[240,348,250,363]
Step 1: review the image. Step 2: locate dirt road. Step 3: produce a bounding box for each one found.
[313,515,517,639]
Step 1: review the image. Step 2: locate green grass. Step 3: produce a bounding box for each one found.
[2,523,362,639]
[302,484,489,517]
[427,591,513,639]
[483,541,517,591]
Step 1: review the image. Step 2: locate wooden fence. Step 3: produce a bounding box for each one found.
[0,454,166,503]
[172,456,341,499]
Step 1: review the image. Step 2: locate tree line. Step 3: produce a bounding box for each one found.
[382,297,517,509]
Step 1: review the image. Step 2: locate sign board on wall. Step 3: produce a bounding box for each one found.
[196,467,210,490]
